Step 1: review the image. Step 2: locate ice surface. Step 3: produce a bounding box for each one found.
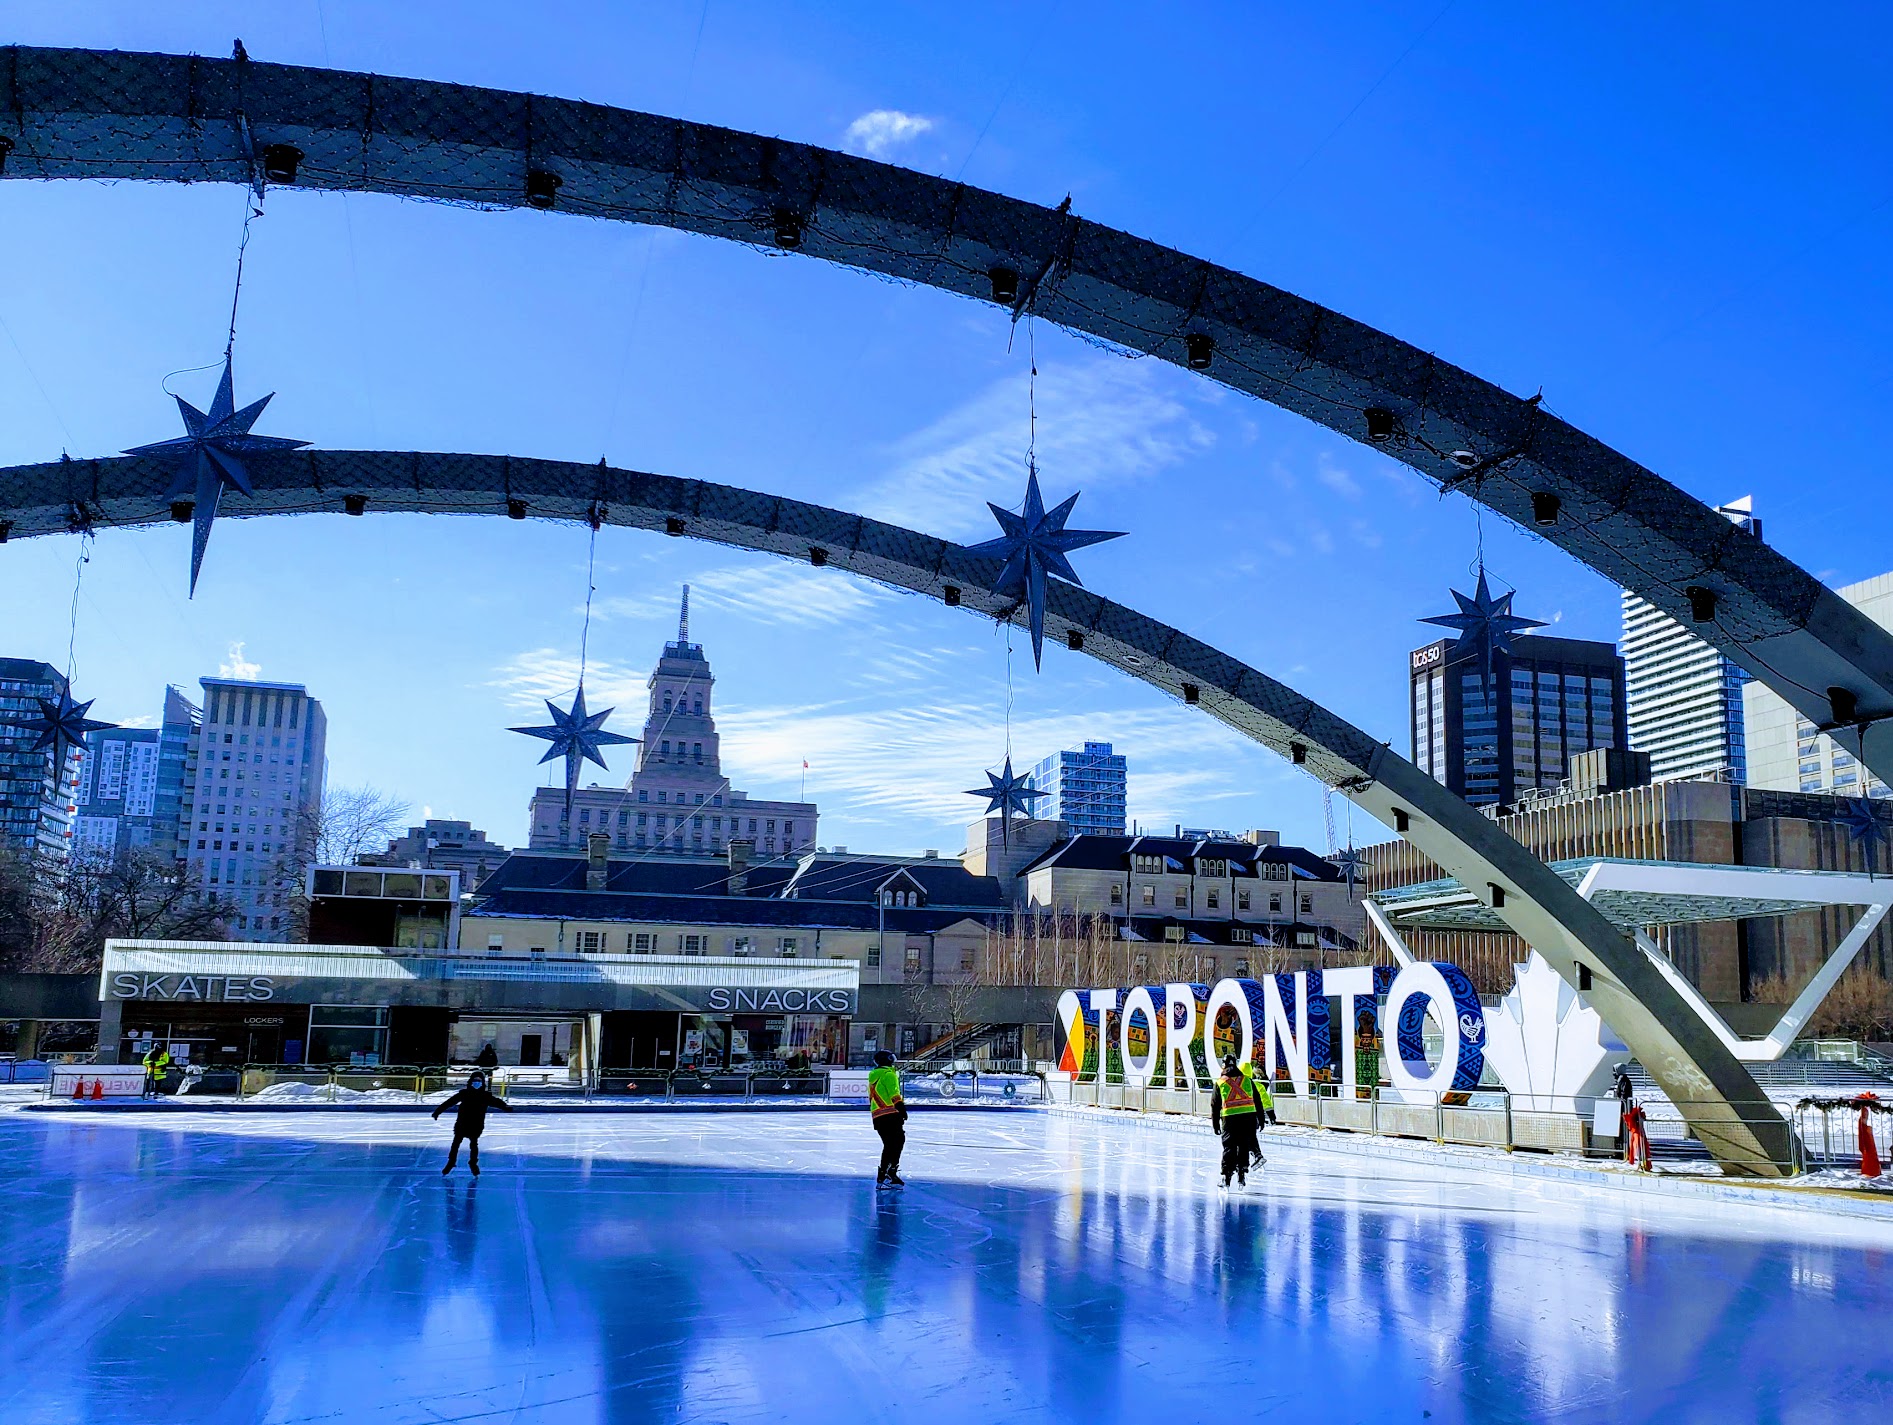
[3,1107,1892,1424]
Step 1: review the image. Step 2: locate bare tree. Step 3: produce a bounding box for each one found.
[266,784,410,941]
[311,785,412,867]
[0,848,228,974]
[1752,965,1893,1043]
[939,947,985,1043]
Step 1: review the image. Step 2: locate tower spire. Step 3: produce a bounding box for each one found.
[679,584,690,644]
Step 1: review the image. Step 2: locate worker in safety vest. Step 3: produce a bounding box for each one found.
[868,1049,908,1187]
[1209,1053,1274,1188]
[141,1041,173,1098]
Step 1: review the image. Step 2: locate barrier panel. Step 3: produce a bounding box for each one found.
[1052,1074,1801,1174]
[49,1065,144,1099]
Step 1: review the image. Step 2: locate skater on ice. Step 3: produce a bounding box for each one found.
[868,1049,907,1187]
[432,1070,513,1176]
[1210,1053,1273,1188]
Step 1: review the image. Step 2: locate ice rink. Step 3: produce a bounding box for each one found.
[4,1106,1891,1424]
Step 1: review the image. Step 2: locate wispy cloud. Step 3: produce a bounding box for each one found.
[853,357,1215,540]
[219,642,261,680]
[593,563,889,629]
[841,109,935,159]
[718,693,1263,842]
[1316,457,1362,501]
[484,650,647,713]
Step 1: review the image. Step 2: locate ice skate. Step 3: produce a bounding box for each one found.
[884,1169,905,1187]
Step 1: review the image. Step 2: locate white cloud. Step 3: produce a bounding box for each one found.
[593,563,889,630]
[841,109,935,159]
[718,692,1261,839]
[853,357,1215,539]
[219,642,261,680]
[1316,458,1362,501]
[484,650,648,714]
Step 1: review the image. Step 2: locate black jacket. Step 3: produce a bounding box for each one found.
[434,1085,512,1135]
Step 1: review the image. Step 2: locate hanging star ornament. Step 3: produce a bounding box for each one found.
[1420,565,1545,692]
[1329,845,1367,893]
[968,466,1124,670]
[1840,798,1887,879]
[510,685,639,811]
[124,357,310,596]
[965,757,1049,823]
[7,688,117,779]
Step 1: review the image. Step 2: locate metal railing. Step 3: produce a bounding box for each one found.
[1791,1096,1893,1170]
[178,1063,1053,1106]
[1054,1075,1806,1176]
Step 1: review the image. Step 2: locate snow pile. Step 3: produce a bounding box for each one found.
[249,1081,446,1104]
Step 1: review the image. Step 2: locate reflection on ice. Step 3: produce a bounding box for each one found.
[1,1109,1890,1423]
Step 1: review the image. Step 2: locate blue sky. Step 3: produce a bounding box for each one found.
[2,2,1890,858]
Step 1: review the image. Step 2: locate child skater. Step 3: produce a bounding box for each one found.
[432,1070,513,1176]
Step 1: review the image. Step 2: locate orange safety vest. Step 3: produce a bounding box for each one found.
[1219,1065,1259,1116]
[868,1066,903,1120]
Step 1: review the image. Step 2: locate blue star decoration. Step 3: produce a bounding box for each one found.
[1420,565,1544,691]
[6,689,117,779]
[965,757,1049,821]
[1329,845,1367,892]
[124,357,310,596]
[1840,798,1887,878]
[968,466,1124,670]
[510,685,639,811]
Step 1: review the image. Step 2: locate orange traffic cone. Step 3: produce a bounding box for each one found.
[91,1079,104,1101]
[1859,1095,1882,1180]
[71,1077,85,1100]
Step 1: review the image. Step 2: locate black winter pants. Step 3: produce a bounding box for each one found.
[1220,1115,1260,1182]
[874,1116,905,1177]
[445,1132,481,1171]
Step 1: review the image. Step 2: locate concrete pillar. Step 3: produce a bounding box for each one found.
[95,1000,124,1064]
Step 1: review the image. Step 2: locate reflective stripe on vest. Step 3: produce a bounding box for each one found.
[868,1067,902,1118]
[1219,1068,1258,1116]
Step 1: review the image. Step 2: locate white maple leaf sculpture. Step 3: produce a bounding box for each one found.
[1481,952,1626,1113]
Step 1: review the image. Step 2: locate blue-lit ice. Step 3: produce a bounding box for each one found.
[3,1106,1890,1423]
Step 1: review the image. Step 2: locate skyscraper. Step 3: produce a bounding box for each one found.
[179,678,327,936]
[0,657,84,867]
[1620,496,1760,784]
[527,587,817,860]
[1410,589,1629,808]
[74,686,200,862]
[1024,740,1127,835]
[1744,570,1893,798]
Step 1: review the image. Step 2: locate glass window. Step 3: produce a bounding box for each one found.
[1141,885,1156,907]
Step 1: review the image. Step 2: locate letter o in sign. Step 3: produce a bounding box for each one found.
[1383,962,1461,1096]
[1203,979,1256,1074]
[1118,986,1161,1088]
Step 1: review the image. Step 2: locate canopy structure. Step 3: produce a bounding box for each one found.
[0,447,1803,1172]
[4,44,1892,792]
[1372,858,1892,1063]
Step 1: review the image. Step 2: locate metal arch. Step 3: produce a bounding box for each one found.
[1,45,1889,785]
[0,448,1795,1173]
